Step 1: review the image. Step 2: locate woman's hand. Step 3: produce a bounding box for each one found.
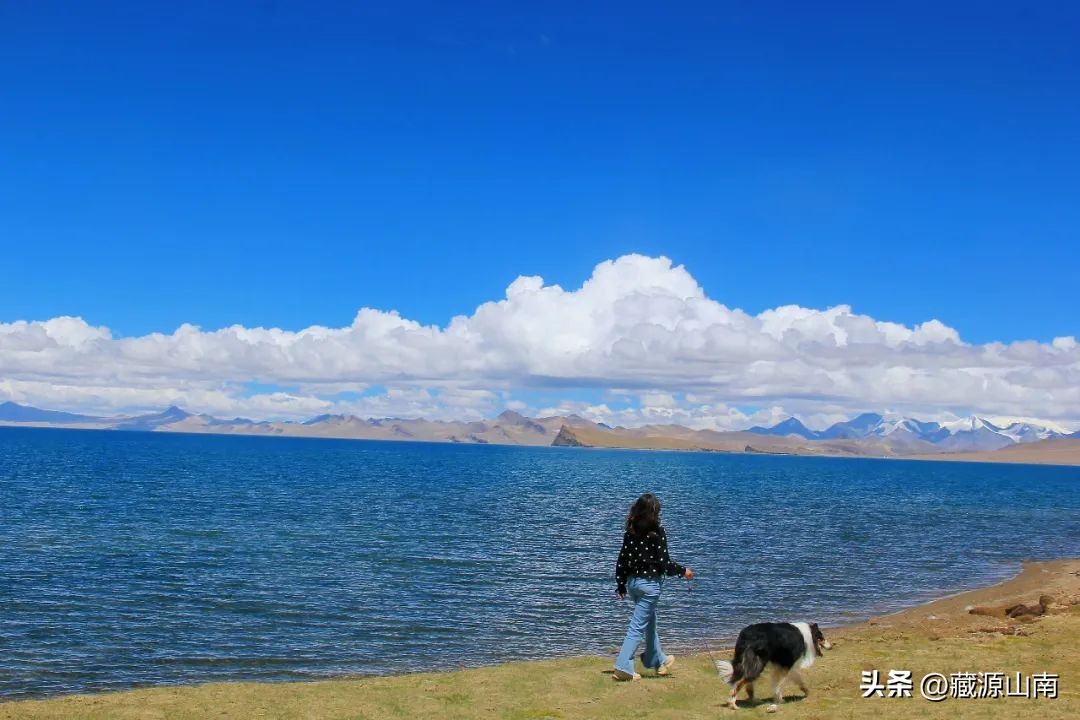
[684,568,694,580]
[616,592,626,601]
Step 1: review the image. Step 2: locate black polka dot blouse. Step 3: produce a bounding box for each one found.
[615,526,686,594]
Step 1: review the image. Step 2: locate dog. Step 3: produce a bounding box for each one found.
[714,622,831,712]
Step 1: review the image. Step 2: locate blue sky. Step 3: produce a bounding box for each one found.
[2,2,1079,426]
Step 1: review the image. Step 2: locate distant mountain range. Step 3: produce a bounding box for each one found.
[0,402,576,447]
[1,401,1078,463]
[747,412,1073,452]
[0,401,104,424]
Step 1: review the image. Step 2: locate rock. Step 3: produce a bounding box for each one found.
[552,425,586,447]
[1004,595,1052,619]
[968,605,1000,616]
[1041,594,1070,613]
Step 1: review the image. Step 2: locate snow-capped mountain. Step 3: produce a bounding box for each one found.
[750,413,1070,452]
[939,417,1067,450]
[997,422,1056,443]
[872,416,948,442]
[933,417,1013,452]
[940,416,997,433]
[988,417,1072,443]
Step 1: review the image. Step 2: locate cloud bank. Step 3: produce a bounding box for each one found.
[2,254,1078,429]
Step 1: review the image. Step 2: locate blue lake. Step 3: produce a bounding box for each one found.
[1,426,1078,698]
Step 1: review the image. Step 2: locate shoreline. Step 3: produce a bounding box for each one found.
[829,557,1077,630]
[4,423,1080,467]
[693,557,1074,658]
[3,558,1078,718]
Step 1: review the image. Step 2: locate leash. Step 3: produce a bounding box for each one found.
[686,578,737,684]
[687,578,722,668]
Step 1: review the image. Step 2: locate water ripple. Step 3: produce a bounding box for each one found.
[1,427,1078,698]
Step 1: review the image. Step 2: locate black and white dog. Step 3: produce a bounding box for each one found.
[715,622,831,712]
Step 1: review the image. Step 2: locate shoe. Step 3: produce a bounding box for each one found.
[656,655,676,676]
[612,669,641,681]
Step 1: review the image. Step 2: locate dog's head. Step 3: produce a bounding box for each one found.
[810,623,832,655]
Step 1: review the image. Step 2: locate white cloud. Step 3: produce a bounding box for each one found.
[532,397,788,432]
[2,254,1078,427]
[0,378,333,420]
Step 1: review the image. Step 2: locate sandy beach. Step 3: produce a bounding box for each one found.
[2,558,1077,720]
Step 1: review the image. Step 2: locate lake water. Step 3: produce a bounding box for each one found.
[2,426,1078,698]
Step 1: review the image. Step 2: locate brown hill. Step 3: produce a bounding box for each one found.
[3,402,1076,465]
[913,437,1080,466]
[550,423,894,457]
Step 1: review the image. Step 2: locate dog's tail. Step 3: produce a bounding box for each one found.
[714,659,735,685]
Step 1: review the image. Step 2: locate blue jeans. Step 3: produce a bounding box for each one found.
[615,576,668,674]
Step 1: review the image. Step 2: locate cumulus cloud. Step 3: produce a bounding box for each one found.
[1,254,1078,427]
[535,397,790,433]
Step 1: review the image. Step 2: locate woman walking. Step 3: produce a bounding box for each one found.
[613,493,693,681]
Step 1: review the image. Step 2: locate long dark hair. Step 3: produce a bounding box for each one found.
[625,493,662,538]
